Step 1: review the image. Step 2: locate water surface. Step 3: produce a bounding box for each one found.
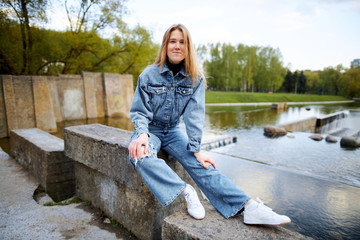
[202,102,360,240]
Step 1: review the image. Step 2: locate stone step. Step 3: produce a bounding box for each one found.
[201,135,237,150]
[10,128,75,202]
[162,201,312,240]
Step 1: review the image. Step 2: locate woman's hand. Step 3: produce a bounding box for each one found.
[194,152,217,169]
[129,133,149,159]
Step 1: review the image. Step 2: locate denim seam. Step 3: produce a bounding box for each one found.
[161,182,187,207]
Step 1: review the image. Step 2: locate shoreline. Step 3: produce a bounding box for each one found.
[206,100,355,106]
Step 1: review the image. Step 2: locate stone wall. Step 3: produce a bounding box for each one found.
[0,73,134,137]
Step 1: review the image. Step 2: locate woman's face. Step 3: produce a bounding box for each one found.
[167,29,185,64]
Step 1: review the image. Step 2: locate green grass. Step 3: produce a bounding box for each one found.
[205,91,350,104]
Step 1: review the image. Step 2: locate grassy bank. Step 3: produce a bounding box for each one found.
[205,91,350,104]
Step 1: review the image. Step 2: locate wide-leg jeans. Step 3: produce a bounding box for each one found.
[129,124,251,219]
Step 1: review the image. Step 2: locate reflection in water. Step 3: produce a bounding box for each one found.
[52,117,134,139]
[204,102,360,240]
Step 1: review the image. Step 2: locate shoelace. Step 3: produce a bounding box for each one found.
[184,190,200,207]
[256,197,273,212]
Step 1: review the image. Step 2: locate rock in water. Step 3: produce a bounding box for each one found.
[264,126,287,137]
[325,135,338,143]
[340,136,360,148]
[309,134,323,141]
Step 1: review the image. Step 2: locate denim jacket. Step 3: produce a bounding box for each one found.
[130,62,205,152]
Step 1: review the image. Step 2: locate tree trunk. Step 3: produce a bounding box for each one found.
[21,0,32,74]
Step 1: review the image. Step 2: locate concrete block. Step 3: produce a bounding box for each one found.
[162,201,312,240]
[32,76,57,132]
[57,74,86,120]
[47,76,62,122]
[103,73,133,118]
[0,75,9,137]
[279,117,317,133]
[82,72,105,118]
[271,103,288,112]
[10,128,75,202]
[3,75,36,134]
[64,123,199,240]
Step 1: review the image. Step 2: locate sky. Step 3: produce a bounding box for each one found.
[47,0,360,71]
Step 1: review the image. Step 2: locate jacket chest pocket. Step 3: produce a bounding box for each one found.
[176,86,193,113]
[147,86,167,110]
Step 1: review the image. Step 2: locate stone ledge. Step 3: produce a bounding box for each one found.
[10,128,75,202]
[162,201,312,240]
[64,123,202,240]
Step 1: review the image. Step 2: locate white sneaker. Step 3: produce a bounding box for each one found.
[182,184,205,220]
[244,198,291,225]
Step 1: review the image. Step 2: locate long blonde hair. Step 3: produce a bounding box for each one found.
[154,24,205,84]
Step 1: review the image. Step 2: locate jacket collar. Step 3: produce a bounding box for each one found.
[159,61,186,76]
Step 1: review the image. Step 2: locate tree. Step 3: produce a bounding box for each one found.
[245,46,258,92]
[0,12,22,74]
[293,71,299,94]
[318,66,342,95]
[298,71,307,94]
[0,0,48,74]
[340,68,360,98]
[203,43,285,92]
[281,70,293,92]
[55,0,127,74]
[304,71,320,93]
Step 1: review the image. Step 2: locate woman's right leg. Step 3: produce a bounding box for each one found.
[129,132,186,207]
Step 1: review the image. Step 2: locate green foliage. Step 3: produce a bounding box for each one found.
[340,68,360,98]
[205,91,349,104]
[0,0,159,77]
[0,15,23,74]
[43,197,83,206]
[0,0,49,74]
[202,43,286,92]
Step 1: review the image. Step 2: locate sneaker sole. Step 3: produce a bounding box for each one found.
[244,221,291,226]
[188,213,205,220]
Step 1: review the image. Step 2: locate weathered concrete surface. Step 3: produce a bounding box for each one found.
[278,117,317,133]
[10,128,75,202]
[201,135,237,150]
[0,75,8,138]
[271,103,288,113]
[163,201,312,240]
[57,74,86,120]
[103,73,133,118]
[64,123,200,240]
[82,71,105,118]
[2,75,36,134]
[0,148,133,240]
[32,76,57,132]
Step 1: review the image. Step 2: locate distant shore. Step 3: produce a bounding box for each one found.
[206,100,355,106]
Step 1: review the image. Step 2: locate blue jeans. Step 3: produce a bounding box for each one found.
[129,125,251,219]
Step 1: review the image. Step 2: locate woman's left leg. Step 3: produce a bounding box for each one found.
[162,126,251,219]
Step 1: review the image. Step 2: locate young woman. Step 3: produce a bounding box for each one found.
[129,24,291,225]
